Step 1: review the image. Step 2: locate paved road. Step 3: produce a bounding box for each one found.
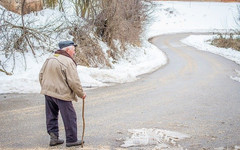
[1,33,240,149]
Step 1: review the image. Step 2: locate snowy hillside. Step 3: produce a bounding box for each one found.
[0,1,240,93]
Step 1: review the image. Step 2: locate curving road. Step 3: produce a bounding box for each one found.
[0,33,240,149]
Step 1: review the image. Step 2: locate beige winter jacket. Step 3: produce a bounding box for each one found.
[39,52,84,102]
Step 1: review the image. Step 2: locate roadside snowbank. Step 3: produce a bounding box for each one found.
[78,40,167,87]
[181,35,240,82]
[0,39,166,93]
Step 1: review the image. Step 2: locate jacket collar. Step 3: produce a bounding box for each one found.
[55,50,77,66]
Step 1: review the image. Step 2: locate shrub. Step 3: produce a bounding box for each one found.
[211,33,240,51]
[94,0,151,59]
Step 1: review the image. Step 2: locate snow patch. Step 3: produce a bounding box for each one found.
[146,1,239,39]
[121,128,189,149]
[230,69,240,82]
[215,145,240,150]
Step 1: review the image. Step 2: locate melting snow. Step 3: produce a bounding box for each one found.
[121,128,189,149]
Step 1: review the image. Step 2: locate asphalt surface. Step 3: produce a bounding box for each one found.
[0,33,240,150]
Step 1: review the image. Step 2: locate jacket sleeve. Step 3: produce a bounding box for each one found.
[39,60,48,86]
[65,62,84,99]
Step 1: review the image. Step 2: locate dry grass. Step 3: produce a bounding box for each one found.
[69,0,151,68]
[211,34,240,51]
[94,0,151,58]
[0,0,152,70]
[70,26,112,68]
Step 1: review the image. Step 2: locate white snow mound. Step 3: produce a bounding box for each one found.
[121,128,189,149]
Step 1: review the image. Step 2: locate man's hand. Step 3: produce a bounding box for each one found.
[82,93,86,100]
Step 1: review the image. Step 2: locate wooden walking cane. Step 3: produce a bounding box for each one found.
[81,98,85,148]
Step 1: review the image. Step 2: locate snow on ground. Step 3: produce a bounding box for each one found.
[215,145,240,150]
[0,40,166,93]
[0,52,50,93]
[121,128,189,149]
[79,40,167,87]
[181,35,240,82]
[1,2,240,149]
[0,1,240,93]
[147,1,239,38]
[231,69,240,82]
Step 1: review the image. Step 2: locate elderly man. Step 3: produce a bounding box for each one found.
[39,41,86,147]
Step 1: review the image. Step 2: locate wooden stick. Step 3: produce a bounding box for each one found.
[81,98,85,148]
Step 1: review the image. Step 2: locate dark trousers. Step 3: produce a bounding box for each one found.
[45,95,77,143]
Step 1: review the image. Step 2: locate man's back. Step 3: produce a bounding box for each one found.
[39,54,83,102]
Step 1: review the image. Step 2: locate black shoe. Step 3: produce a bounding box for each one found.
[66,140,84,147]
[49,132,64,146]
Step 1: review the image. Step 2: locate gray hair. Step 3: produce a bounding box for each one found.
[62,45,75,51]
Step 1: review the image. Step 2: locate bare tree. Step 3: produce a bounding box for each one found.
[44,0,58,9]
[43,0,64,11]
[0,3,64,75]
[66,0,153,67]
[236,5,240,34]
[94,0,152,59]
[0,0,153,72]
[69,0,100,19]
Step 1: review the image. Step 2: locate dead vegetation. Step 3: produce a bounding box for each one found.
[70,25,112,68]
[0,0,152,74]
[0,3,65,75]
[49,0,152,68]
[211,33,240,51]
[94,0,151,58]
[211,6,240,51]
[0,0,43,15]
